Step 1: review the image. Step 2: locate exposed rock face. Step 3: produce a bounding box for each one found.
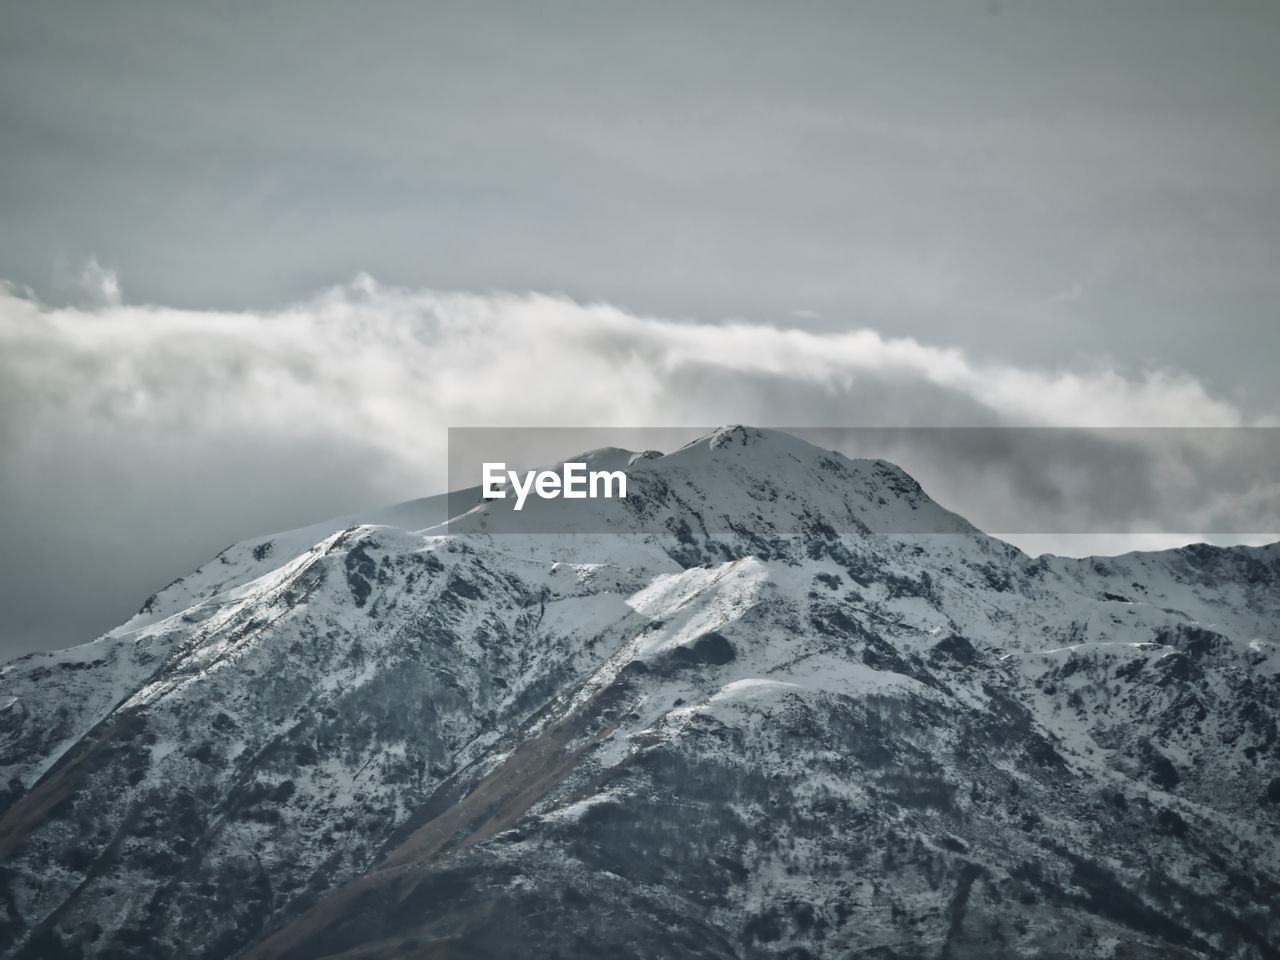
[1,427,1277,959]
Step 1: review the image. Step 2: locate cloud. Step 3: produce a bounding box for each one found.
[77,255,122,307]
[1,272,1248,486]
[0,274,1273,659]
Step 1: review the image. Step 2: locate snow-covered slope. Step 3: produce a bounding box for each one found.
[1,426,1277,959]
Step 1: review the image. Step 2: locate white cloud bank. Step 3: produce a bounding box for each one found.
[0,271,1247,443]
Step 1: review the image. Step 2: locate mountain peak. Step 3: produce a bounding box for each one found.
[707,423,767,449]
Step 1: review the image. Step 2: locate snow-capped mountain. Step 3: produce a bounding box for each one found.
[1,426,1277,959]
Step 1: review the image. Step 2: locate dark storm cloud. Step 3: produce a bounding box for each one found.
[791,427,1280,538]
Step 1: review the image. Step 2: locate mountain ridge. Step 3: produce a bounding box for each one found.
[1,426,1277,959]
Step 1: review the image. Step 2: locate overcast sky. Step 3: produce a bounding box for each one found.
[2,1,1278,661]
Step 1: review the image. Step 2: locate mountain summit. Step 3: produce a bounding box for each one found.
[1,428,1278,959]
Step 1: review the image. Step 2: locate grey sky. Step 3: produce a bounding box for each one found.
[2,1,1279,661]
[4,1,1279,391]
